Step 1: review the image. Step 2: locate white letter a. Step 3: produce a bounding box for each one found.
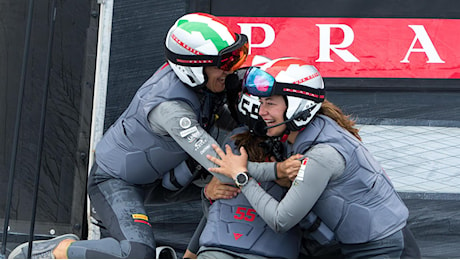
[401,25,445,63]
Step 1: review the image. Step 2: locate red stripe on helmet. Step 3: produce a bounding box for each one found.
[282,87,324,99]
[293,72,320,84]
[176,59,213,64]
[172,34,203,55]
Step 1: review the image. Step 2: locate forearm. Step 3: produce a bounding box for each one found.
[247,161,277,182]
[242,144,344,232]
[186,216,207,255]
[149,101,234,184]
[241,179,313,232]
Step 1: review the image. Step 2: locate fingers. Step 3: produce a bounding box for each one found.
[225,144,233,154]
[207,167,223,174]
[211,143,228,158]
[206,143,248,179]
[205,177,240,200]
[206,144,228,165]
[215,186,240,199]
[206,144,223,165]
[206,155,221,165]
[277,154,303,179]
[239,146,248,159]
[289,153,303,160]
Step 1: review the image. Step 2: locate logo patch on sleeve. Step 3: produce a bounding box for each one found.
[180,126,198,138]
[295,157,309,182]
[132,214,151,226]
[179,117,192,129]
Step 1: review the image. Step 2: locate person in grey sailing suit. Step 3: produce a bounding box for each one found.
[206,57,411,259]
[8,12,257,259]
[184,61,336,258]
[195,94,336,259]
[197,125,302,259]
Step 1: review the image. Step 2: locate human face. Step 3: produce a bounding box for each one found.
[259,95,287,137]
[204,66,231,93]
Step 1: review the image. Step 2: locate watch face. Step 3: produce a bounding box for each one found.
[236,172,248,186]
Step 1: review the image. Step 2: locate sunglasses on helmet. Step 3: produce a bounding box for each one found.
[165,33,249,72]
[242,67,325,103]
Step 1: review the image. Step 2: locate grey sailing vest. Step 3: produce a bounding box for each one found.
[290,115,408,244]
[95,65,201,184]
[200,181,301,259]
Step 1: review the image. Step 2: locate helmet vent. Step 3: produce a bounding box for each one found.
[187,74,196,84]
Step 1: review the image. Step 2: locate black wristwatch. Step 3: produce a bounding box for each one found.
[235,171,250,187]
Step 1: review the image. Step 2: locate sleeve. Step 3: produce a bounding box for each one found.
[187,183,213,254]
[241,144,346,232]
[247,161,278,182]
[214,103,239,132]
[186,216,207,254]
[148,100,234,184]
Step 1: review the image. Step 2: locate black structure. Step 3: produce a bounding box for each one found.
[0,0,97,255]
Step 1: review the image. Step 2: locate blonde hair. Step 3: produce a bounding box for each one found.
[319,99,361,141]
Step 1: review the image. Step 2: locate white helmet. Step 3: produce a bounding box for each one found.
[165,13,249,87]
[235,54,271,79]
[242,57,325,131]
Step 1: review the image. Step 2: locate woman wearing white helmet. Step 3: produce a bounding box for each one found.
[8,12,256,259]
[206,57,411,258]
[183,56,308,259]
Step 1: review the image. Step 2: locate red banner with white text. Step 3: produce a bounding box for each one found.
[219,17,460,79]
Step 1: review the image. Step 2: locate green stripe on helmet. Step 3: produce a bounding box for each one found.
[178,21,230,51]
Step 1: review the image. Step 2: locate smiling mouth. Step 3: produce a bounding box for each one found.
[264,119,276,126]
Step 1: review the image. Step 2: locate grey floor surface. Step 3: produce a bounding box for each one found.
[358,125,460,193]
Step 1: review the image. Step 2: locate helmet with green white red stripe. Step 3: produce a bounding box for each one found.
[165,13,249,87]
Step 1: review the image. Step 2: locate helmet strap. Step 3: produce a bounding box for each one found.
[280,133,289,143]
[198,67,209,90]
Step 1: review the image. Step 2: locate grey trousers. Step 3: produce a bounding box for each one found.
[340,230,404,259]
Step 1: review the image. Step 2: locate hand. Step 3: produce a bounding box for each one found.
[207,144,248,179]
[277,154,303,181]
[204,176,240,200]
[183,249,197,259]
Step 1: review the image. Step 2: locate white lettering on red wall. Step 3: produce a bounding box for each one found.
[219,17,460,79]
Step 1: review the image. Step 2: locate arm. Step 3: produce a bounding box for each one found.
[207,143,302,183]
[149,100,234,183]
[208,143,345,232]
[246,156,302,182]
[185,216,207,258]
[246,161,277,181]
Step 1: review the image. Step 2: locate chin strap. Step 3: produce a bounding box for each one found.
[280,133,289,143]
